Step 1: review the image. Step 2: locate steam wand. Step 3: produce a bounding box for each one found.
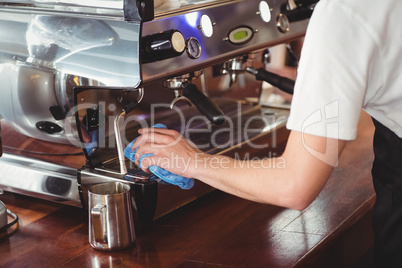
[114,89,158,224]
[114,88,144,175]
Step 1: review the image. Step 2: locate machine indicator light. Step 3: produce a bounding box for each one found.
[228,26,254,45]
[233,30,248,40]
[259,1,271,22]
[171,31,186,53]
[200,14,213,37]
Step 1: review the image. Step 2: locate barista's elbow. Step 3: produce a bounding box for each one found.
[287,198,314,211]
[280,186,317,211]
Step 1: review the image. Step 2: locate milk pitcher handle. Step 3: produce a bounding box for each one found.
[91,204,106,243]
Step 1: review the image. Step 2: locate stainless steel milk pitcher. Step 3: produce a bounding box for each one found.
[88,182,135,251]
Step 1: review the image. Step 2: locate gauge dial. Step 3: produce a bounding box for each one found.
[276,13,290,33]
[186,37,201,59]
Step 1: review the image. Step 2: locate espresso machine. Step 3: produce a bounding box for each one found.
[0,0,317,223]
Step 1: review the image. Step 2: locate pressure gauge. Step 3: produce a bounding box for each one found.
[186,37,201,59]
[276,13,290,33]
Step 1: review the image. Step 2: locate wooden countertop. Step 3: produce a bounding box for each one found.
[0,111,375,267]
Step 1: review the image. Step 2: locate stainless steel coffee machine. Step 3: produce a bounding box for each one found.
[0,0,316,223]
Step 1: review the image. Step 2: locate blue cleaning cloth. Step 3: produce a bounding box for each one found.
[85,130,98,155]
[124,124,194,190]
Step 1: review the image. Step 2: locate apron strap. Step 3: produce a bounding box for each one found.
[371,118,402,267]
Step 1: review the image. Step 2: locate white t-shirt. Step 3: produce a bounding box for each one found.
[286,0,402,140]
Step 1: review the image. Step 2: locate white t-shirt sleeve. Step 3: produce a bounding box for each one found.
[286,0,378,140]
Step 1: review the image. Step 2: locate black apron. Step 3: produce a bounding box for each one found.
[371,118,402,267]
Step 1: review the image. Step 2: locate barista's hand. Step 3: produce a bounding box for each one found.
[131,128,203,178]
[80,126,92,143]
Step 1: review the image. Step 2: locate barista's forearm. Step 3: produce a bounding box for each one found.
[189,153,318,210]
[133,128,342,210]
[188,131,343,210]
